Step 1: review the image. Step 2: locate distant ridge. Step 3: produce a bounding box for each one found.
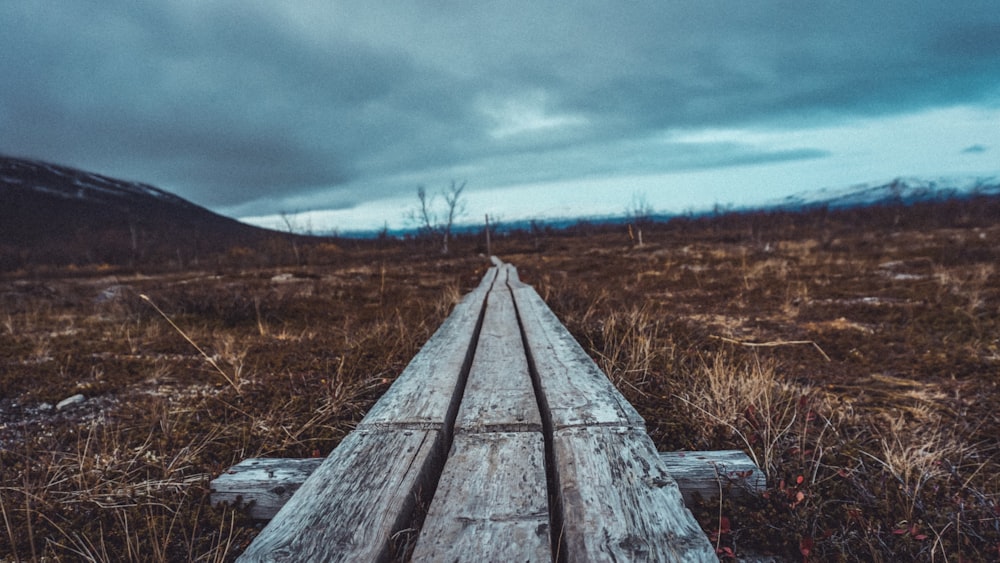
[0,155,286,269]
[768,176,1000,212]
[465,176,1000,236]
[326,175,1000,239]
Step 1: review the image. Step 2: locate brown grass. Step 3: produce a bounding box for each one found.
[3,199,1000,561]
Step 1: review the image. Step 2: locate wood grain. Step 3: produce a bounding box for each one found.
[413,265,551,559]
[411,432,551,561]
[211,450,765,520]
[553,426,717,562]
[359,266,497,430]
[455,267,541,433]
[509,282,644,430]
[211,458,323,520]
[235,261,716,561]
[237,428,443,562]
[238,268,497,562]
[659,450,766,505]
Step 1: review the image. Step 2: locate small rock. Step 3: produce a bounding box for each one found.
[95,285,125,304]
[56,394,86,411]
[39,402,54,411]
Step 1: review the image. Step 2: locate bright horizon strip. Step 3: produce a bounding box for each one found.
[239,106,1000,233]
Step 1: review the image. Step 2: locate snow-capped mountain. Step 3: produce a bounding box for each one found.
[768,176,1000,212]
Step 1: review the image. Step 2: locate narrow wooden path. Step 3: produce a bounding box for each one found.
[234,259,719,562]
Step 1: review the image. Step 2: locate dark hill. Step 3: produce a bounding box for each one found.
[0,155,287,270]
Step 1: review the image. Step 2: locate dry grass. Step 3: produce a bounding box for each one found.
[3,200,1000,561]
[588,305,665,394]
[509,204,1000,561]
[675,352,818,480]
[1,251,486,561]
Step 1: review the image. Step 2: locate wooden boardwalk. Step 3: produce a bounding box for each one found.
[234,260,717,562]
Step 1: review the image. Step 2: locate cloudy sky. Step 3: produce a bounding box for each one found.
[2,1,998,232]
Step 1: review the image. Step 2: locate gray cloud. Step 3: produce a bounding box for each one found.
[2,1,998,213]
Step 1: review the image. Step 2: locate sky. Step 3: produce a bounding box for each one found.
[2,1,998,233]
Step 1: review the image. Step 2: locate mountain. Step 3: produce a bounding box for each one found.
[0,155,286,269]
[464,176,1000,236]
[767,176,1000,212]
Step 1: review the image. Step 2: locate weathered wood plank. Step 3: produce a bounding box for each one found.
[412,266,550,559]
[237,267,499,561]
[210,450,766,520]
[359,266,497,429]
[509,280,644,430]
[455,268,541,433]
[659,450,766,505]
[411,432,551,562]
[508,262,714,560]
[552,426,717,562]
[234,261,718,561]
[211,458,323,520]
[211,450,767,521]
[237,428,442,562]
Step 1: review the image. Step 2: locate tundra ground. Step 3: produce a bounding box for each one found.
[2,199,999,561]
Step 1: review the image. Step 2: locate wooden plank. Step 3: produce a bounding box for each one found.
[659,450,766,505]
[553,426,716,562]
[411,432,551,562]
[210,450,766,520]
[359,266,497,429]
[509,262,713,560]
[455,268,541,433]
[235,262,718,561]
[237,428,442,562]
[211,458,323,520]
[509,281,645,430]
[238,266,500,560]
[413,266,550,559]
[237,267,499,561]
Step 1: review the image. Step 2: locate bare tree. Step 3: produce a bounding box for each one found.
[441,180,466,254]
[626,192,654,225]
[412,186,437,237]
[279,211,302,265]
[626,192,654,247]
[407,181,467,254]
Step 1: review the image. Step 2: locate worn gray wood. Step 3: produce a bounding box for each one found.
[659,450,766,505]
[455,267,542,433]
[210,450,766,521]
[359,266,497,430]
[553,426,717,562]
[506,261,713,561]
[413,265,550,560]
[509,280,645,430]
[238,268,498,562]
[235,260,717,561]
[411,432,551,561]
[238,428,443,562]
[211,458,323,520]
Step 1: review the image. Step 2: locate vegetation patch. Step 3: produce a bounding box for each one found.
[3,197,1000,561]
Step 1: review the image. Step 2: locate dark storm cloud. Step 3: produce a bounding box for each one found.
[0,1,469,206]
[1,1,998,212]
